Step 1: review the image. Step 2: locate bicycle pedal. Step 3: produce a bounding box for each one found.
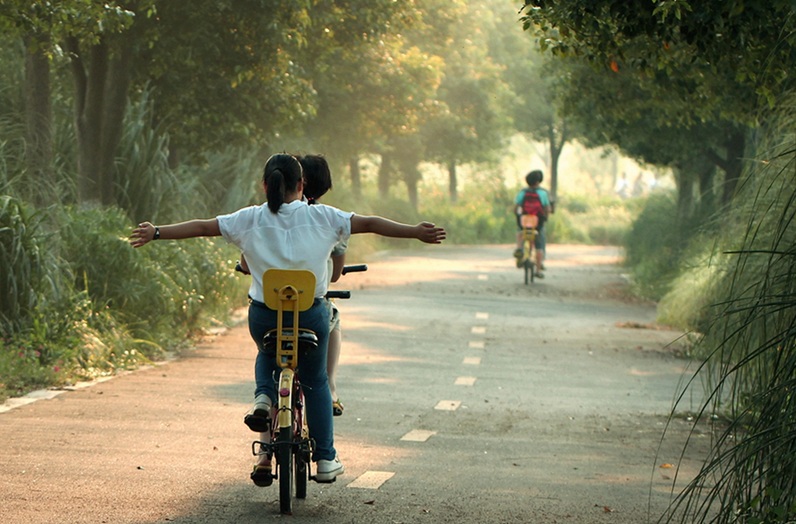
[251,465,274,487]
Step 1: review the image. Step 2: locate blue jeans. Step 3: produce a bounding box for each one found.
[248,298,335,461]
[535,225,546,252]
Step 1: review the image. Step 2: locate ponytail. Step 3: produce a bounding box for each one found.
[266,169,286,213]
[262,153,302,214]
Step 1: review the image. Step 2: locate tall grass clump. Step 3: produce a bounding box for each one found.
[660,109,796,523]
[115,88,177,223]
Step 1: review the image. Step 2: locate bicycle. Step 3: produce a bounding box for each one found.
[248,264,365,514]
[518,214,539,285]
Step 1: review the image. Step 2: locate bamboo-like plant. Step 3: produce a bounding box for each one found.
[0,196,42,334]
[660,106,796,523]
[115,88,176,223]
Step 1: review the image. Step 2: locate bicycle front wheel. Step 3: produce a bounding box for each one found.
[524,258,534,285]
[295,450,308,499]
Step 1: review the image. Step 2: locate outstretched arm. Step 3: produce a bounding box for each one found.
[350,215,446,244]
[129,219,221,248]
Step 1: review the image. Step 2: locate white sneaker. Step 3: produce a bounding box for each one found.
[315,456,344,482]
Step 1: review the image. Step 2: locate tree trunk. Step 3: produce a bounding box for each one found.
[404,164,420,211]
[68,35,133,206]
[448,160,458,203]
[672,166,696,225]
[349,156,361,197]
[548,122,566,203]
[24,32,54,207]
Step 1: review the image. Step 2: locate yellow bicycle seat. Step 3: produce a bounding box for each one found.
[262,269,316,312]
[520,214,538,229]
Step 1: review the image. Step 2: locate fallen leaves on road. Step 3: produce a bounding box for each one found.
[615,321,668,330]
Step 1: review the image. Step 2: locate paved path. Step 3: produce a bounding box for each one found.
[0,244,708,523]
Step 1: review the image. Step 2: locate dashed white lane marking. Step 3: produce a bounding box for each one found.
[455,376,477,386]
[347,471,395,489]
[471,326,486,334]
[477,274,488,281]
[475,312,489,320]
[401,429,437,442]
[463,357,481,365]
[434,400,461,411]
[468,340,485,349]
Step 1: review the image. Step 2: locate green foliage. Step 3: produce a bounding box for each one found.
[59,206,240,346]
[422,195,514,245]
[0,196,43,333]
[623,192,685,299]
[544,210,588,244]
[554,194,637,245]
[172,147,262,218]
[0,290,151,403]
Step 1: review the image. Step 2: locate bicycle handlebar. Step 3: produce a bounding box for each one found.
[341,264,367,275]
[327,264,367,299]
[234,261,249,275]
[235,262,366,300]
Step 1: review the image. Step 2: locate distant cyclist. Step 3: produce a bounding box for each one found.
[513,169,551,278]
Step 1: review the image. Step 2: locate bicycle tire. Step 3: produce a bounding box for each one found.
[277,418,293,514]
[524,258,534,285]
[295,450,308,499]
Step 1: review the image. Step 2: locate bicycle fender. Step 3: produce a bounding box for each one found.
[277,369,295,429]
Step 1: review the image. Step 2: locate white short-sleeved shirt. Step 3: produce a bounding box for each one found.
[217,200,353,301]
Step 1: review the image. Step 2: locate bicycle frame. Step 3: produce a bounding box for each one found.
[519,215,538,285]
[260,269,317,514]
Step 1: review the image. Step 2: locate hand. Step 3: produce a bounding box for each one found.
[130,221,156,248]
[416,222,446,244]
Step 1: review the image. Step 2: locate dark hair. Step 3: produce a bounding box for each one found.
[525,169,544,186]
[263,153,302,213]
[298,154,332,204]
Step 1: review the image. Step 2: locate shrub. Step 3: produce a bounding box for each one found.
[423,197,514,244]
[624,192,682,299]
[60,205,241,349]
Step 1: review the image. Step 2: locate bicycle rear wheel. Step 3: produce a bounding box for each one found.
[294,387,309,499]
[277,422,293,513]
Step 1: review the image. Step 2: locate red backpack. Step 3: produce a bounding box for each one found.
[521,188,544,217]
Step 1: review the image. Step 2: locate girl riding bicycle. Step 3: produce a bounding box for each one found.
[129,153,446,482]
